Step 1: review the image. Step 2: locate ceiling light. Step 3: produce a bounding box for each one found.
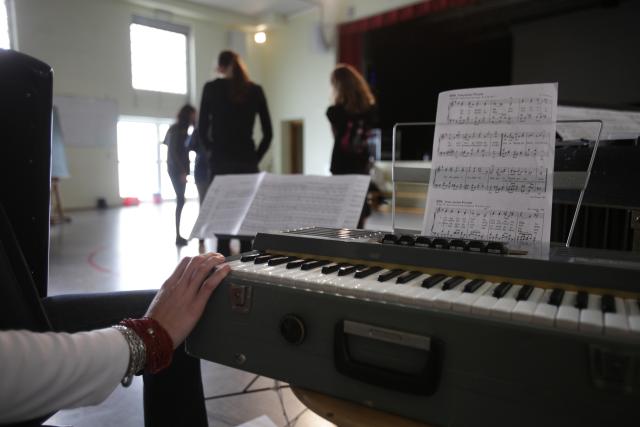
[254,31,267,44]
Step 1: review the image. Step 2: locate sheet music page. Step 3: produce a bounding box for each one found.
[190,172,266,238]
[422,83,558,243]
[238,174,371,235]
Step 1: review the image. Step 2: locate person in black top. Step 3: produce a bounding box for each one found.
[326,63,377,227]
[198,50,272,255]
[164,104,196,246]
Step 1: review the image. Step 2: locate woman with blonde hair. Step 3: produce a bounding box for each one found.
[327,63,377,227]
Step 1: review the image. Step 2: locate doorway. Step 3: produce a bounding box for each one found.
[281,120,304,174]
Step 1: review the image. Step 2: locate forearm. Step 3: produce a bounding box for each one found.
[0,328,128,423]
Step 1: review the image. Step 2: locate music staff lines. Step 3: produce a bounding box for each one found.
[430,207,544,242]
[447,97,554,124]
[432,166,548,194]
[437,130,551,159]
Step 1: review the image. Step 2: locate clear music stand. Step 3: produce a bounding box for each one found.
[390,119,603,247]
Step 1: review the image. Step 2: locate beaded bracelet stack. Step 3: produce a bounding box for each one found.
[114,317,174,387]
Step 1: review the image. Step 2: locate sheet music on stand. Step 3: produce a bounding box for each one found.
[190,172,371,239]
[422,83,558,244]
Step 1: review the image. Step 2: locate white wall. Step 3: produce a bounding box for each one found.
[12,0,254,209]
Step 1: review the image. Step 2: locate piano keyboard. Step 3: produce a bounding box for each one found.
[227,252,640,338]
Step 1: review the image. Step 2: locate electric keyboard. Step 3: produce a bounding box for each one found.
[188,227,640,427]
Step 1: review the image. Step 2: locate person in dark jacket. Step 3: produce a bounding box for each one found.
[326,63,377,228]
[198,50,272,255]
[164,104,196,246]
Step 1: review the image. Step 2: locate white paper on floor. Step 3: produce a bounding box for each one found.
[235,414,278,427]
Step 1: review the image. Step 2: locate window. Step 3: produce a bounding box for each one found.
[1,0,11,49]
[129,18,188,94]
[117,117,197,201]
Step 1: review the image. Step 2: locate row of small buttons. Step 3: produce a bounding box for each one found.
[381,234,507,254]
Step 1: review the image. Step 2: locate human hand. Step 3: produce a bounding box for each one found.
[145,253,230,348]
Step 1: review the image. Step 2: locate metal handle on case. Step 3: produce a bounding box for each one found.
[333,320,439,395]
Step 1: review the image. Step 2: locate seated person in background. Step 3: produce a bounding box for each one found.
[0,253,230,425]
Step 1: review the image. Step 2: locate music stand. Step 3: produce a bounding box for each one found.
[390,119,603,247]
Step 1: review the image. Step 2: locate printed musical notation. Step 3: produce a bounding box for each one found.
[447,96,554,125]
[437,130,551,159]
[429,207,544,242]
[423,83,558,243]
[432,166,547,194]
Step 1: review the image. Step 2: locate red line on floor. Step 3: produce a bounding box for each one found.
[87,247,112,274]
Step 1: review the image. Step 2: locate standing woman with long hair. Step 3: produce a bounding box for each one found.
[164,104,196,246]
[198,50,272,255]
[327,64,377,227]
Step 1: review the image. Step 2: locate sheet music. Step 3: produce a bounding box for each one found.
[422,83,558,243]
[238,174,370,235]
[190,173,265,238]
[190,173,370,238]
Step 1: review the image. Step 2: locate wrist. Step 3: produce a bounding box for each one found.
[119,317,174,374]
[113,325,146,387]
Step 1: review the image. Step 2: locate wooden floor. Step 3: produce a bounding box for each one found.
[43,201,425,426]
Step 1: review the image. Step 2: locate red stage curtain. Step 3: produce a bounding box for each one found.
[337,0,478,70]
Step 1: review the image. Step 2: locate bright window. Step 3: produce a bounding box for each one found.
[129,21,188,94]
[117,117,197,201]
[1,0,10,49]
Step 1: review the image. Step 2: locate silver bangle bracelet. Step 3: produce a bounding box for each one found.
[113,325,147,387]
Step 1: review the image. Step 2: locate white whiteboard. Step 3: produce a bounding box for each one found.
[53,95,118,147]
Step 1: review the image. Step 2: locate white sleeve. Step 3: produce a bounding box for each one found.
[0,328,129,424]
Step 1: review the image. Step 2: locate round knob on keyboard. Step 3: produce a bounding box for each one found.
[280,314,306,345]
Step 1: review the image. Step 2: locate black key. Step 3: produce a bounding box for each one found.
[382,234,398,244]
[450,240,467,251]
[397,235,415,246]
[338,264,365,276]
[415,236,431,247]
[575,291,589,309]
[492,282,513,298]
[601,294,616,313]
[516,285,534,301]
[548,288,565,306]
[468,241,486,252]
[486,242,506,254]
[378,269,405,282]
[321,263,345,274]
[286,259,308,269]
[421,274,446,289]
[254,254,276,264]
[442,276,465,290]
[301,260,330,271]
[354,266,383,279]
[268,256,297,266]
[463,279,485,293]
[241,253,260,262]
[396,271,422,284]
[431,238,449,249]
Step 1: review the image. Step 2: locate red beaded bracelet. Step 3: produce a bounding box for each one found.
[120,317,174,374]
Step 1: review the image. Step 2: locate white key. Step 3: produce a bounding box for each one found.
[414,277,450,308]
[452,281,493,313]
[511,287,545,323]
[385,274,434,305]
[626,299,640,334]
[604,296,629,336]
[491,285,522,319]
[432,279,471,310]
[471,283,501,316]
[555,291,580,330]
[350,270,396,300]
[531,289,558,326]
[579,294,603,334]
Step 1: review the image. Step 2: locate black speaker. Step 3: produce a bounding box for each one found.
[0,49,53,297]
